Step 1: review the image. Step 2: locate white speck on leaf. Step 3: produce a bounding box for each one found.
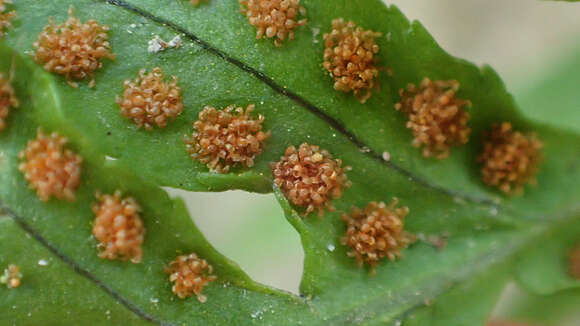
[250,310,264,320]
[148,35,182,53]
[38,259,48,266]
[382,151,391,162]
[311,27,320,43]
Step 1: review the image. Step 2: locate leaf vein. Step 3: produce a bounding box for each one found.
[0,204,174,326]
[98,0,498,208]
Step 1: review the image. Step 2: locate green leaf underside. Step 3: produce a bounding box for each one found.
[515,220,580,295]
[0,0,578,325]
[402,262,512,326]
[516,45,580,134]
[0,53,307,325]
[0,217,143,325]
[494,286,580,325]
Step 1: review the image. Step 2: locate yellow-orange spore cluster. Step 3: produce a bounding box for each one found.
[323,18,381,103]
[33,9,114,88]
[117,67,184,130]
[0,264,21,289]
[0,0,16,38]
[271,143,351,216]
[18,130,82,202]
[342,199,414,271]
[92,191,145,263]
[395,78,472,159]
[186,105,270,173]
[478,122,542,194]
[239,0,307,46]
[486,322,534,326]
[190,0,207,5]
[165,253,217,302]
[0,73,18,132]
[569,245,580,280]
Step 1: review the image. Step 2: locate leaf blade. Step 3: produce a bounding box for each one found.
[1,0,580,325]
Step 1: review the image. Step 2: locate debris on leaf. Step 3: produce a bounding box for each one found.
[382,151,390,162]
[147,35,182,54]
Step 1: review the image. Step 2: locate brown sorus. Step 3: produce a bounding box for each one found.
[165,253,217,302]
[18,130,82,202]
[478,122,542,194]
[0,73,18,132]
[239,0,307,46]
[395,78,471,159]
[92,191,145,263]
[323,18,381,103]
[569,245,580,280]
[271,143,351,216]
[0,0,16,38]
[33,8,114,88]
[0,264,21,289]
[117,67,184,130]
[186,105,270,173]
[342,199,414,272]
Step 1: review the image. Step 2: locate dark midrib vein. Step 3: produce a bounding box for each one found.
[0,205,173,326]
[99,0,498,208]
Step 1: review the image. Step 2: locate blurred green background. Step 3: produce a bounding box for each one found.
[167,0,580,324]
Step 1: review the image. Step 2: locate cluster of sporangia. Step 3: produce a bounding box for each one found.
[239,0,307,47]
[0,0,15,38]
[0,264,21,289]
[32,8,114,88]
[4,0,546,299]
[395,78,471,159]
[18,130,82,202]
[342,200,415,273]
[92,191,145,263]
[165,253,217,303]
[478,122,543,195]
[569,245,580,280]
[116,67,184,130]
[323,18,381,104]
[185,105,271,173]
[271,143,351,216]
[0,73,18,132]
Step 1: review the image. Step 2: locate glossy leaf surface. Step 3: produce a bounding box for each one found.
[0,0,579,325]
